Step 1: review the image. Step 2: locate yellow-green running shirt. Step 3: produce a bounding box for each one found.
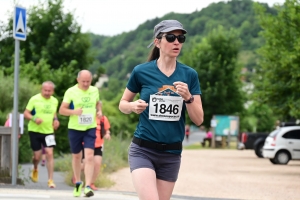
[26,94,58,134]
[62,84,100,131]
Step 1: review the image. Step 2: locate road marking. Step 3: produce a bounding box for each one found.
[0,194,50,199]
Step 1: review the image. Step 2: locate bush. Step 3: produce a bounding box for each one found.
[0,72,40,163]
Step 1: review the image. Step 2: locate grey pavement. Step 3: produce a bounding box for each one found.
[0,188,240,200]
[17,163,72,190]
[182,130,206,147]
[0,131,240,200]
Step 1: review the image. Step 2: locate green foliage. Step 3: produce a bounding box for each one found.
[0,72,40,163]
[0,18,14,68]
[0,0,94,156]
[254,0,300,120]
[0,0,93,70]
[184,140,237,150]
[87,0,277,87]
[240,102,276,132]
[0,72,40,114]
[101,95,138,139]
[181,26,245,128]
[100,138,130,172]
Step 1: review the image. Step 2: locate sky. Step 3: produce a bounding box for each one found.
[0,0,286,36]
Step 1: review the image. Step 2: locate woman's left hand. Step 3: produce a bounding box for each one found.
[173,81,191,101]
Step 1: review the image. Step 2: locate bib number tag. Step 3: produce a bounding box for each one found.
[45,135,56,146]
[78,114,93,125]
[149,95,183,121]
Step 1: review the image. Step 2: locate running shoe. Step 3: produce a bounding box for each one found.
[73,181,83,197]
[84,186,94,197]
[90,183,98,191]
[31,169,38,182]
[48,179,56,188]
[41,160,46,166]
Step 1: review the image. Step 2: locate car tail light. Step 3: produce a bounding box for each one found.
[241,133,247,143]
[271,136,276,146]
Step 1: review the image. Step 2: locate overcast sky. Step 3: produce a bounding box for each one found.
[0,0,285,36]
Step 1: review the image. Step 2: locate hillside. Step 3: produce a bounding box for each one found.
[89,0,277,88]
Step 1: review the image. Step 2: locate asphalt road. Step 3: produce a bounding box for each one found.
[182,129,206,147]
[0,188,240,200]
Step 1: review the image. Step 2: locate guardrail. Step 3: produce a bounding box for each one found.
[0,126,17,178]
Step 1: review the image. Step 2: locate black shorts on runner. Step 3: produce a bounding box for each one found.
[82,146,103,159]
[29,131,55,151]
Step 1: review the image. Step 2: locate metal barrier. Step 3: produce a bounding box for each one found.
[0,126,15,177]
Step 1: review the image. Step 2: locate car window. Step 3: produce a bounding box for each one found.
[269,129,279,138]
[282,129,300,139]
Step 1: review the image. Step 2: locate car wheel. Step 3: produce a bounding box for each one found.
[274,150,290,165]
[255,143,264,158]
[269,158,278,164]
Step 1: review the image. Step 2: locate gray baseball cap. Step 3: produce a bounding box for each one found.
[147,20,187,48]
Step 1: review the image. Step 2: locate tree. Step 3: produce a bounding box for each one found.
[0,18,14,68]
[0,0,95,157]
[181,26,245,128]
[0,71,40,163]
[240,102,276,132]
[254,0,300,120]
[0,0,93,70]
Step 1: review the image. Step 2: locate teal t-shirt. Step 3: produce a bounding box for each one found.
[127,60,201,154]
[26,94,58,134]
[62,84,100,131]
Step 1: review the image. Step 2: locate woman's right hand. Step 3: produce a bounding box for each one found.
[130,99,148,114]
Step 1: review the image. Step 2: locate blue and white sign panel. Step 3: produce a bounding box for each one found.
[13,6,26,41]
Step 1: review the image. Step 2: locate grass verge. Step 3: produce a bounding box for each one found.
[54,137,130,188]
[184,140,238,150]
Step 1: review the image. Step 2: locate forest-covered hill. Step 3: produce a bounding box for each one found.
[89,0,276,84]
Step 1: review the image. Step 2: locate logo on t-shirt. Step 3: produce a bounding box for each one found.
[82,97,91,103]
[156,85,179,96]
[44,105,51,109]
[43,104,53,114]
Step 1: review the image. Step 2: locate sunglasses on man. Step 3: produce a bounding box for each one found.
[159,34,186,43]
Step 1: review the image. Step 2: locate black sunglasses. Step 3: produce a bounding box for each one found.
[162,34,186,43]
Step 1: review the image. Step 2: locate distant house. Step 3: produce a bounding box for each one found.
[95,74,109,89]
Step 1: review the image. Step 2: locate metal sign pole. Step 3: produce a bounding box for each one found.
[11,39,20,185]
[12,5,26,186]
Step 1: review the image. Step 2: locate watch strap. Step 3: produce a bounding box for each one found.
[185,95,194,104]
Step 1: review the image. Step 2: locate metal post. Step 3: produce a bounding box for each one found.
[211,116,216,148]
[11,39,20,185]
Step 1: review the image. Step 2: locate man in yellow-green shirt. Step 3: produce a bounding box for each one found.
[24,81,59,188]
[59,70,101,197]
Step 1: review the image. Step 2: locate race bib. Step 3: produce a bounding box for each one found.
[78,114,93,125]
[45,135,56,146]
[149,95,183,121]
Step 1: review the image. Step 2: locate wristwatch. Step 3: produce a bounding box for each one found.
[185,95,194,104]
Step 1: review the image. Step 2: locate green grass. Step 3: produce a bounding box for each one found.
[184,140,238,150]
[55,137,130,188]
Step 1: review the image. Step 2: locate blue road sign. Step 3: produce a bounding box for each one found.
[13,6,26,41]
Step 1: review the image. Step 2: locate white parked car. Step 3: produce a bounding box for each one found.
[262,125,300,164]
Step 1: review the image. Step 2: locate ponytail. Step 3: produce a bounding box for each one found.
[147,47,160,61]
[147,33,163,62]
